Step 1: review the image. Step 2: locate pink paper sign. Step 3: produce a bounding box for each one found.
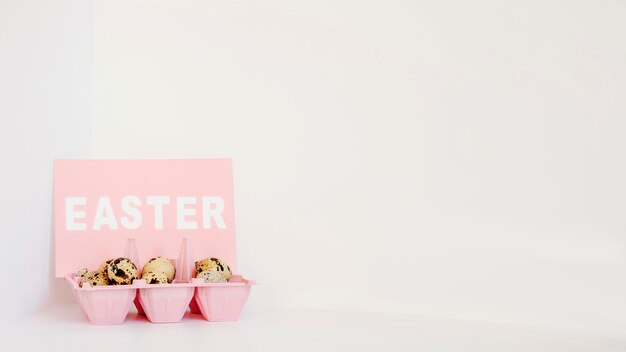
[54,159,236,277]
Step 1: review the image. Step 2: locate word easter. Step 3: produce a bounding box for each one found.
[65,196,226,231]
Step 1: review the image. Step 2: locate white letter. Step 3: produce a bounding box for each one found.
[202,196,226,229]
[93,196,119,230]
[66,197,87,231]
[147,196,170,230]
[121,195,142,229]
[177,197,197,229]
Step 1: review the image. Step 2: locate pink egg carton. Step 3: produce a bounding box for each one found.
[65,238,255,325]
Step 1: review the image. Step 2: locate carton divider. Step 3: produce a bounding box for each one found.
[175,238,194,283]
[123,238,141,279]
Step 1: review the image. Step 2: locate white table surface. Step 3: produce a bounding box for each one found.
[4,304,624,352]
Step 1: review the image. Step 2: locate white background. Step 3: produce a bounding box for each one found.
[0,0,91,315]
[2,0,626,350]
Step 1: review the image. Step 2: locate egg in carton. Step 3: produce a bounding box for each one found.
[134,238,195,324]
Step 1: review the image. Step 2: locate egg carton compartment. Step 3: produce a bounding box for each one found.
[133,237,196,323]
[65,238,255,325]
[135,279,195,323]
[66,274,138,325]
[190,275,255,322]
